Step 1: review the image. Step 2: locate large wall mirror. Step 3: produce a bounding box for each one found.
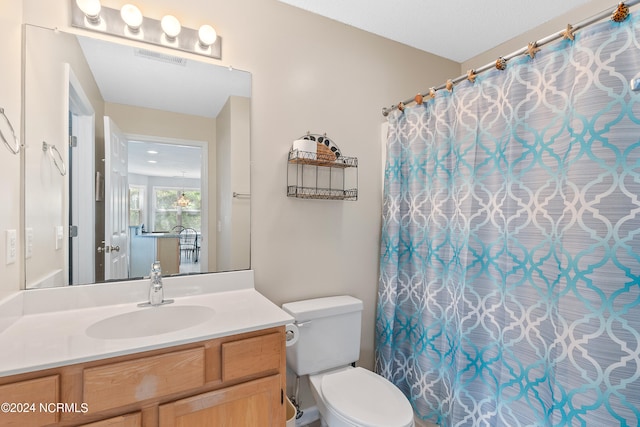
[24,24,251,289]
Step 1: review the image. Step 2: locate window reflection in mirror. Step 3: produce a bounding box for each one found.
[23,25,251,289]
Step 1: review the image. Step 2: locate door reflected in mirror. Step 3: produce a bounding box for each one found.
[24,25,251,289]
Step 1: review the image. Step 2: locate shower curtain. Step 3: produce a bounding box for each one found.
[376,13,640,427]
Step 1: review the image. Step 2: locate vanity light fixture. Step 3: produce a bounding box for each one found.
[70,0,222,59]
[161,15,182,41]
[76,0,102,24]
[198,24,217,49]
[120,4,143,33]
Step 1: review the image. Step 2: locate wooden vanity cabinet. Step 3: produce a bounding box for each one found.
[0,326,286,427]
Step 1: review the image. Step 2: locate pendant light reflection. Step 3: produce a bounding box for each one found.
[176,173,191,209]
[177,193,191,208]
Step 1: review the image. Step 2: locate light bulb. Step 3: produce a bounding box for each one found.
[198,24,217,48]
[161,15,181,40]
[121,4,143,32]
[76,0,101,24]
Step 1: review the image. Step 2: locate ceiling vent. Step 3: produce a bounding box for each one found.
[134,48,187,66]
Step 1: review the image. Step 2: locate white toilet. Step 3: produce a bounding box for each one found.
[282,296,414,427]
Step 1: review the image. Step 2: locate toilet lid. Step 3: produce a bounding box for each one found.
[321,367,413,427]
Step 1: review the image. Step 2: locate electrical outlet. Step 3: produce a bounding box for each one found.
[6,229,17,265]
[26,228,33,259]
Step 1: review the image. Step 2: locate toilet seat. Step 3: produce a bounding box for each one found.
[318,367,414,427]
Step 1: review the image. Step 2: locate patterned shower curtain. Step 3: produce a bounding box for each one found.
[376,13,640,427]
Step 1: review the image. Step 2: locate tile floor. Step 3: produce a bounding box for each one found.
[415,418,439,427]
[178,259,200,274]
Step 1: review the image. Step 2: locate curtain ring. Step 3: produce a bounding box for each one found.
[467,69,477,83]
[562,24,576,41]
[0,108,20,155]
[446,80,454,92]
[611,2,629,22]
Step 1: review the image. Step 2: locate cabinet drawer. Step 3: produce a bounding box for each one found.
[0,375,59,426]
[80,412,141,427]
[83,347,205,412]
[222,333,281,382]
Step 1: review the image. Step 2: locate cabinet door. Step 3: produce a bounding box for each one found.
[156,237,179,275]
[159,375,283,427]
[0,375,59,427]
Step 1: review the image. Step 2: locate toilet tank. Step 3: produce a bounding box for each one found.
[282,295,363,376]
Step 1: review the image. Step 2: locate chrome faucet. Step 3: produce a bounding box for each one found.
[138,261,174,307]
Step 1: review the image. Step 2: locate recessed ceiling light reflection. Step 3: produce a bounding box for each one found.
[147,150,159,154]
[147,160,157,164]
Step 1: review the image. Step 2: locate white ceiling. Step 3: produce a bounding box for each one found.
[77,35,251,178]
[127,140,202,179]
[278,0,596,63]
[78,36,251,119]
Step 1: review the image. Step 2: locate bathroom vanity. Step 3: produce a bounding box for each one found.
[0,271,293,427]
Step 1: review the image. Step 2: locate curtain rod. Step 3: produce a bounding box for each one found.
[382,1,640,117]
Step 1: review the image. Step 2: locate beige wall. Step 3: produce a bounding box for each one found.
[215,96,251,272]
[0,0,22,300]
[229,97,250,271]
[104,103,216,144]
[23,25,104,288]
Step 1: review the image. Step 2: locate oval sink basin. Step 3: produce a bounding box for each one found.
[86,305,215,339]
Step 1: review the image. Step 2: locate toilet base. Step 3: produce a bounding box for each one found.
[294,405,320,427]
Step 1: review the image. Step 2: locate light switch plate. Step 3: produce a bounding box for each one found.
[55,225,64,250]
[6,229,17,265]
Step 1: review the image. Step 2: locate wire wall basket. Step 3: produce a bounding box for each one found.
[287,134,358,201]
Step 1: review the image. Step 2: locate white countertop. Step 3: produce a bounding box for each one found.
[134,232,180,238]
[0,271,293,377]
